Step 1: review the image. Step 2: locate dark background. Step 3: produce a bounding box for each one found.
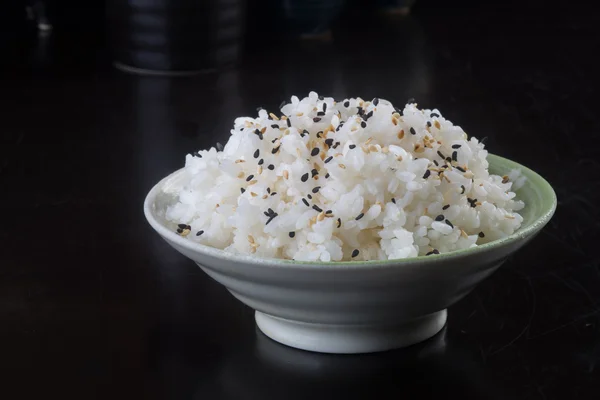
[1,0,599,399]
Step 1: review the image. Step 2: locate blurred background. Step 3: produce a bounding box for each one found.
[0,0,554,75]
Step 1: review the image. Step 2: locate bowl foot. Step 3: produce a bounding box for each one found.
[255,309,447,354]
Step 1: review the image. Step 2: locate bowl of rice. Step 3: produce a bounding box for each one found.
[144,92,556,354]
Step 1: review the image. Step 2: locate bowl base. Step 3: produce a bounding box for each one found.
[255,309,447,354]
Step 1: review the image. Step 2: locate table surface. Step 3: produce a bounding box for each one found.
[2,3,600,399]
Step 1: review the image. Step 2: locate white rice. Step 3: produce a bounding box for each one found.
[165,92,524,262]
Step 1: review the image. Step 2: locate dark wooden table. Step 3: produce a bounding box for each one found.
[2,3,599,399]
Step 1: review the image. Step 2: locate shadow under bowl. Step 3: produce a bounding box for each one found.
[144,153,556,353]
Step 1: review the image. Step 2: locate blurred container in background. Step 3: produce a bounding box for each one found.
[376,0,417,16]
[279,0,346,39]
[107,0,246,75]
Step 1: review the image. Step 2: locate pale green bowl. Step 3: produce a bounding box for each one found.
[144,153,557,353]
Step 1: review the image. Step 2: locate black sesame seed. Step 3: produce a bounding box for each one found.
[272,138,278,143]
[445,220,454,229]
[254,149,260,158]
[427,121,432,127]
[461,185,466,194]
[311,169,318,177]
[423,170,431,179]
[316,131,323,138]
[437,151,445,159]
[426,251,434,256]
[289,232,295,238]
[271,124,279,129]
[176,228,183,233]
[391,198,396,204]
[407,98,415,104]
[196,230,204,236]
[270,192,277,196]
[307,194,312,199]
[266,214,277,225]
[272,146,280,154]
[325,173,330,179]
[433,249,440,254]
[301,173,309,182]
[361,121,367,128]
[355,213,364,221]
[311,148,320,156]
[312,205,323,212]
[456,166,466,173]
[177,224,187,229]
[478,231,485,238]
[452,151,458,162]
[357,107,364,115]
[337,218,342,228]
[317,111,325,116]
[240,188,246,193]
[333,142,341,149]
[446,157,452,162]
[267,207,275,214]
[442,204,450,210]
[326,210,333,214]
[268,164,275,170]
[430,113,439,118]
[365,110,374,120]
[410,127,416,135]
[372,98,379,106]
[258,158,264,165]
[216,142,224,151]
[313,117,322,122]
[287,118,291,127]
[302,198,310,207]
[324,156,333,164]
[433,160,439,166]
[312,186,321,193]
[435,214,444,222]
[349,144,356,149]
[267,187,271,194]
[246,175,254,181]
[323,103,327,112]
[325,138,334,147]
[452,144,462,149]
[344,101,350,107]
[352,249,360,258]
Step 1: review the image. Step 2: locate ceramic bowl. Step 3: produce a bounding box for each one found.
[144,154,556,354]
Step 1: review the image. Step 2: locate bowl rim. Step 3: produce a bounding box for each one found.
[144,153,557,270]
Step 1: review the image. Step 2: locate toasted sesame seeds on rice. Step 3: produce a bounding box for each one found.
[166,92,525,262]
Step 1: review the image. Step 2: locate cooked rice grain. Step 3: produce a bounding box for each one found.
[166,92,525,261]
